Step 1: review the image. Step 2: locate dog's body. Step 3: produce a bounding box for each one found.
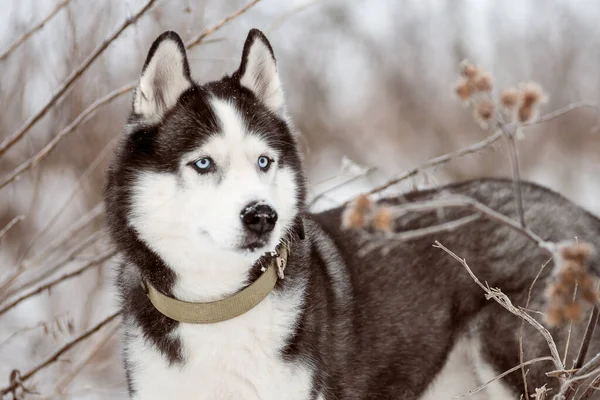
[105,29,600,399]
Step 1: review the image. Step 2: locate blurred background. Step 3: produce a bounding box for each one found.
[0,0,599,398]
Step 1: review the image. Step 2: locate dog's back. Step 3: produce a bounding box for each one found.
[305,178,600,398]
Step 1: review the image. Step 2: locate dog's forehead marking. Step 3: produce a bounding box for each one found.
[210,98,247,142]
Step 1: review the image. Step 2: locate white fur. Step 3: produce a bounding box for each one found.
[239,37,285,115]
[468,336,515,399]
[127,99,310,399]
[134,38,191,122]
[420,335,514,400]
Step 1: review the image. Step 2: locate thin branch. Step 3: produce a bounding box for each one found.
[503,130,526,227]
[6,229,106,300]
[357,213,481,257]
[0,250,117,317]
[0,0,264,193]
[0,215,25,240]
[563,283,579,367]
[353,102,600,203]
[0,0,72,63]
[434,241,563,370]
[0,0,156,158]
[310,167,377,208]
[185,0,262,48]
[517,102,600,128]
[0,221,104,300]
[573,306,600,370]
[55,323,120,394]
[20,203,104,269]
[454,356,554,398]
[519,258,552,399]
[389,196,554,254]
[0,312,120,396]
[578,373,600,400]
[0,84,133,191]
[18,135,118,263]
[265,0,323,33]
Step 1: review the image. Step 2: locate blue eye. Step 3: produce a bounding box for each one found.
[258,156,271,171]
[192,157,213,173]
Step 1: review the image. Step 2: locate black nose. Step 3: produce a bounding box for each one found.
[241,202,278,235]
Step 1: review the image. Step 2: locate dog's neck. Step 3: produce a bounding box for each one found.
[173,251,269,303]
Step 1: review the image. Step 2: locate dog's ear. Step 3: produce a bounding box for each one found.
[236,29,285,115]
[133,31,192,121]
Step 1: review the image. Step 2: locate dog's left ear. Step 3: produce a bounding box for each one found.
[236,29,285,115]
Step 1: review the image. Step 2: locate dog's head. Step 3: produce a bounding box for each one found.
[105,30,305,282]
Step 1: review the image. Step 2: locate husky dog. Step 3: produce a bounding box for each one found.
[105,29,600,399]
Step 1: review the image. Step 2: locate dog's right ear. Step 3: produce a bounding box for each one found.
[133,31,192,122]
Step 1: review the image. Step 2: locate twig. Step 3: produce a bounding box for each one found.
[0,0,156,159]
[19,203,104,270]
[578,373,600,400]
[559,306,600,400]
[520,258,552,398]
[0,312,120,396]
[185,0,262,48]
[503,128,526,228]
[0,0,72,63]
[18,136,118,264]
[433,241,564,370]
[390,196,554,254]
[265,0,324,33]
[352,102,600,203]
[357,213,481,257]
[573,306,600,370]
[563,283,579,367]
[0,216,25,240]
[55,323,120,394]
[1,224,104,300]
[0,0,264,192]
[0,250,117,317]
[310,167,377,208]
[6,230,105,301]
[517,102,600,128]
[454,356,554,398]
[0,84,134,191]
[0,313,69,353]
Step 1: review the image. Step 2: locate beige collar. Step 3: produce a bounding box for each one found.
[141,244,289,324]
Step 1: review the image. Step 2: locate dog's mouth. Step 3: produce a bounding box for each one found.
[240,237,269,252]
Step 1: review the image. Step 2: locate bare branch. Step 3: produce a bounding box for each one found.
[266,0,323,33]
[0,0,156,158]
[454,356,554,398]
[6,229,106,300]
[573,307,600,370]
[357,213,481,257]
[55,323,120,394]
[517,102,600,128]
[0,0,72,63]
[0,249,117,317]
[433,241,564,370]
[0,83,134,191]
[520,258,552,399]
[503,129,526,227]
[352,102,600,203]
[0,312,120,397]
[0,215,25,240]
[388,196,554,254]
[185,0,262,48]
[310,167,377,208]
[0,0,264,192]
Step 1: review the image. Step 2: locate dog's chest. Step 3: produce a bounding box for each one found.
[128,293,314,400]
